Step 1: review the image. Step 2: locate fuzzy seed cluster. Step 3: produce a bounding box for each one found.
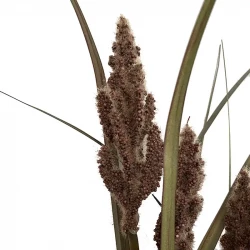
[153,124,205,250]
[96,15,164,236]
[220,168,250,250]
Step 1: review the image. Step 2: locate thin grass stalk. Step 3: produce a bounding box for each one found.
[70,0,105,88]
[221,40,232,189]
[152,194,162,206]
[200,44,221,147]
[197,68,250,141]
[203,44,221,125]
[160,1,216,250]
[0,91,103,145]
[197,154,250,250]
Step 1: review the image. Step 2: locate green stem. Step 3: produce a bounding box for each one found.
[198,155,250,250]
[197,68,250,141]
[200,44,221,148]
[221,40,232,189]
[160,1,216,250]
[70,0,106,88]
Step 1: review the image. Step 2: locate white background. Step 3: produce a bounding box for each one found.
[0,0,249,249]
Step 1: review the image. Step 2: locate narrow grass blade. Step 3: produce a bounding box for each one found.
[221,40,232,189]
[70,0,105,88]
[200,44,221,146]
[197,154,250,250]
[70,1,138,249]
[152,194,162,206]
[198,68,250,142]
[160,1,216,250]
[0,91,103,146]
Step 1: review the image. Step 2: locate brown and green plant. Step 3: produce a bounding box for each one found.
[1,0,250,250]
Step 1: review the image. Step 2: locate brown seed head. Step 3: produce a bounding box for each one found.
[220,168,250,250]
[96,15,163,235]
[153,124,205,249]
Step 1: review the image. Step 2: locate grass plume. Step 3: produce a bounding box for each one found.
[96,15,164,236]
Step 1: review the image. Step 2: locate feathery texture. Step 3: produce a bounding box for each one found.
[96,15,164,236]
[153,124,205,250]
[220,168,250,250]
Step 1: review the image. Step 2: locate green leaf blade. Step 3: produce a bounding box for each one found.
[0,91,103,146]
[70,0,106,89]
[160,1,216,250]
[198,68,250,142]
[201,44,221,146]
[221,40,232,189]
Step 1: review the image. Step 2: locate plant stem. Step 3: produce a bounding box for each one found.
[128,233,139,250]
[160,1,216,250]
[0,91,103,146]
[221,40,232,189]
[200,44,221,147]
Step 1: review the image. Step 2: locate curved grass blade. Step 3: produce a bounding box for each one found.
[70,0,105,89]
[221,40,232,189]
[0,90,157,213]
[200,44,221,147]
[160,1,216,250]
[197,68,250,142]
[0,90,136,250]
[0,91,103,146]
[197,154,250,250]
[70,1,139,249]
